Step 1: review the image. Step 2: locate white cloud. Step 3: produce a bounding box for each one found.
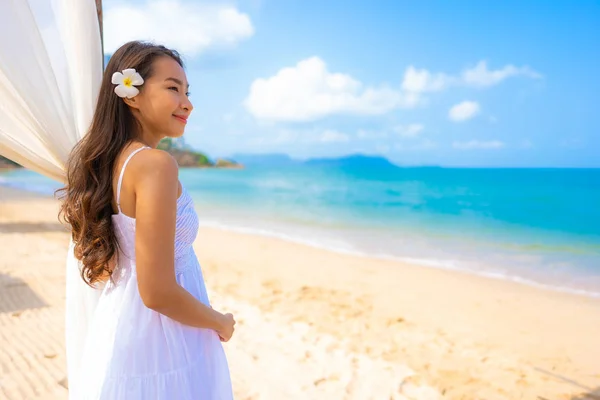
[244,57,416,122]
[395,139,437,151]
[401,66,453,93]
[320,130,350,143]
[462,61,542,88]
[356,129,388,139]
[394,123,424,138]
[449,101,480,122]
[453,140,505,150]
[245,57,540,122]
[400,60,541,94]
[396,61,540,121]
[103,0,254,56]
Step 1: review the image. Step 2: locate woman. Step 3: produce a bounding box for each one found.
[56,40,235,399]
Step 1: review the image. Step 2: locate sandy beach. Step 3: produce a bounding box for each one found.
[1,185,599,400]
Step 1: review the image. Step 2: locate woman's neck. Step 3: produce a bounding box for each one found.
[134,124,163,149]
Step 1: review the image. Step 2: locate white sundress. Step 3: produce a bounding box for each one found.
[69,146,233,399]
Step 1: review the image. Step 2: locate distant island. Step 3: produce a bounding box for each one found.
[0,137,243,170]
[231,153,444,169]
[233,152,402,169]
[304,154,399,169]
[0,155,20,170]
[157,137,243,169]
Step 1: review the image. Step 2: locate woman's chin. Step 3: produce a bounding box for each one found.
[166,129,186,139]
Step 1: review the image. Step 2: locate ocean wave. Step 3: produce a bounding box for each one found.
[0,176,56,196]
[198,219,600,299]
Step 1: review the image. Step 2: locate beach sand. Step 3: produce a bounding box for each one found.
[1,185,599,399]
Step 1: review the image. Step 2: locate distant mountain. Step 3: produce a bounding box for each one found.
[231,153,299,167]
[0,155,21,169]
[231,153,400,169]
[304,154,399,169]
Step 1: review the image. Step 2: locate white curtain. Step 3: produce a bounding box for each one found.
[0,0,104,394]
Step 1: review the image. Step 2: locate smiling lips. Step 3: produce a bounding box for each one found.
[173,115,187,124]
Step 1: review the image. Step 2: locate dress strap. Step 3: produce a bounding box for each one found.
[116,146,150,213]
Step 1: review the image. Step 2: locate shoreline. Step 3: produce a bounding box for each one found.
[197,220,600,300]
[1,185,600,399]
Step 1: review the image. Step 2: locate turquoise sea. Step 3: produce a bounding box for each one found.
[2,163,599,297]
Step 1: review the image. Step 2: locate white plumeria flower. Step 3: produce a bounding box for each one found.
[111,68,144,98]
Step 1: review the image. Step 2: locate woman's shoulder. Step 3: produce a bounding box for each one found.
[123,147,179,187]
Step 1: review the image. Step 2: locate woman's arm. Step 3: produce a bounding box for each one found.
[130,149,234,339]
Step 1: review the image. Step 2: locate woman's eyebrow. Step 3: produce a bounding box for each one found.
[165,77,189,88]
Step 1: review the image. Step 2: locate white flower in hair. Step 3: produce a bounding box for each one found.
[112,68,144,98]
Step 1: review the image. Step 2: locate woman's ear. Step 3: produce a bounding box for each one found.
[123,96,141,110]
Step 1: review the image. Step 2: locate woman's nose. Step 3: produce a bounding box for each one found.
[182,98,193,113]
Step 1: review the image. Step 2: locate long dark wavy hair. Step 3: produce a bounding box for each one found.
[56,41,183,286]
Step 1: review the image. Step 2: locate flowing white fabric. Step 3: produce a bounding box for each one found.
[0,0,102,180]
[0,0,104,394]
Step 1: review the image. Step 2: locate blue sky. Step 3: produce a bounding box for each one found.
[103,0,600,167]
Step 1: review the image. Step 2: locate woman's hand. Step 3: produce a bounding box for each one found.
[217,313,236,342]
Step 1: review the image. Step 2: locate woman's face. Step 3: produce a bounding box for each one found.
[129,56,193,138]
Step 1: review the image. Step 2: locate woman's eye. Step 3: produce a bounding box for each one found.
[169,86,179,92]
[186,92,191,97]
